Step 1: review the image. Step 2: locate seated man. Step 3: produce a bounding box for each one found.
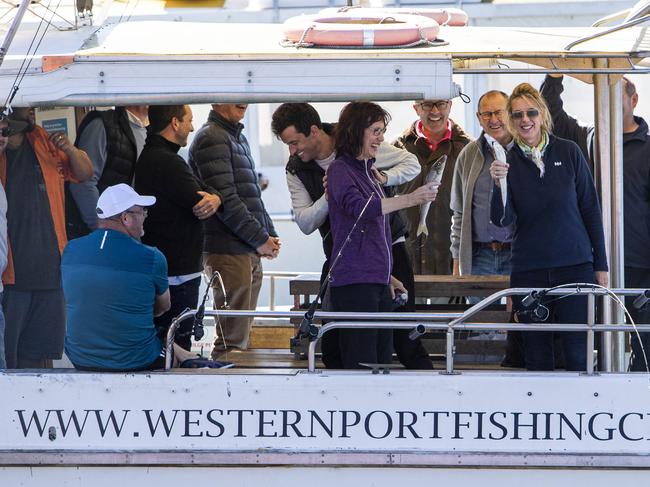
[62,184,196,371]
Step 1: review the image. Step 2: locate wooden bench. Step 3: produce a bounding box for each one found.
[289,274,513,364]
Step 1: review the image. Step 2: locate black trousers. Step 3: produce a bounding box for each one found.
[391,242,434,369]
[511,262,595,371]
[626,267,650,371]
[330,283,393,369]
[154,277,201,351]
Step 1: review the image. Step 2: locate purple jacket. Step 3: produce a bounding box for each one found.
[326,153,392,287]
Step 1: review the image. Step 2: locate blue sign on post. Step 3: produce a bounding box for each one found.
[41,118,68,135]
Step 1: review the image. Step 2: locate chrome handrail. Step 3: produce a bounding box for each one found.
[166,287,650,373]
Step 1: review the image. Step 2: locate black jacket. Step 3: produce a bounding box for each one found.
[66,107,139,239]
[135,134,218,276]
[541,75,650,269]
[189,110,276,254]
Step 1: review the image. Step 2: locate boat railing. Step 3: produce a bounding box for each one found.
[166,286,650,374]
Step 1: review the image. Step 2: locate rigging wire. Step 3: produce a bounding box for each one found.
[3,0,64,111]
[125,0,142,23]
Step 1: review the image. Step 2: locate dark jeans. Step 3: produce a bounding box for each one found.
[392,242,433,369]
[154,277,201,351]
[511,262,595,371]
[330,283,393,369]
[626,267,650,371]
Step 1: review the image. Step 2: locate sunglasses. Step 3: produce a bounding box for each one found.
[511,109,540,120]
[0,127,11,137]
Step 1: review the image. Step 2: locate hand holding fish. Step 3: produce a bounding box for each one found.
[410,181,439,206]
[490,159,509,187]
[416,155,447,237]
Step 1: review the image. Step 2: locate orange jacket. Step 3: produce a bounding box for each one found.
[0,125,79,285]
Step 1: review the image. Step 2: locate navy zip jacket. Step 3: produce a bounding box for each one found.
[490,135,608,274]
[326,154,392,287]
[541,74,650,269]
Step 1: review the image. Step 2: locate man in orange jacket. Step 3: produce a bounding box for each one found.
[1,107,92,369]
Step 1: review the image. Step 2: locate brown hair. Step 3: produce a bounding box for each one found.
[148,105,187,134]
[335,101,390,158]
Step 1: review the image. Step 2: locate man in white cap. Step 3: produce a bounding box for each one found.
[62,183,186,371]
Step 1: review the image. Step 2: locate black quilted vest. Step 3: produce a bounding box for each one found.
[66,108,138,239]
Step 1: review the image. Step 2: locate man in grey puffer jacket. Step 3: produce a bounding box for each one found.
[189,104,280,359]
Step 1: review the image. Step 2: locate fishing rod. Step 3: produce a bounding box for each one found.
[292,192,376,344]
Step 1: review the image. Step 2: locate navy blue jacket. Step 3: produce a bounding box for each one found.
[490,135,608,274]
[541,75,650,269]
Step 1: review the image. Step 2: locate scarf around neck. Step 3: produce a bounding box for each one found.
[517,132,549,178]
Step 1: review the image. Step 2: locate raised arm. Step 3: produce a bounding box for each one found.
[540,74,593,162]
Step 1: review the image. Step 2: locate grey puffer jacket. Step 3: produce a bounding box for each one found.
[189,110,277,255]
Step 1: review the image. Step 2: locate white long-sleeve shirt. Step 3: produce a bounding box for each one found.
[286,142,420,235]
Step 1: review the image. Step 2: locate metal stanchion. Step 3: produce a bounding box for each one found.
[586,293,596,375]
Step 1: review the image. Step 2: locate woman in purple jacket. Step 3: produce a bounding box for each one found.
[326,102,438,369]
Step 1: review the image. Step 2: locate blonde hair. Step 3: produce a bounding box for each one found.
[506,83,553,145]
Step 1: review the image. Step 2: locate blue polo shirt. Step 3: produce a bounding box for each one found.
[63,229,169,370]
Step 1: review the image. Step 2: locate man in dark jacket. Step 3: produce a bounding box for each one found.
[189,104,280,359]
[396,99,472,276]
[541,74,650,371]
[67,105,148,239]
[134,105,221,351]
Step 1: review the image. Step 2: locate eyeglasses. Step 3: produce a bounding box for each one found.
[511,109,540,120]
[418,101,449,112]
[369,127,387,137]
[126,208,148,217]
[478,109,505,120]
[0,127,11,137]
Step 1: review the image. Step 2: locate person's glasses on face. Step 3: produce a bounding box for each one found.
[478,110,505,121]
[370,127,387,137]
[510,109,540,120]
[126,208,148,218]
[0,127,10,137]
[418,101,449,112]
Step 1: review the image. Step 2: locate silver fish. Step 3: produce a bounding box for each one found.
[416,155,446,237]
[484,133,508,207]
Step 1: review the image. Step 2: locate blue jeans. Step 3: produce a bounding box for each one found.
[511,262,595,371]
[467,246,512,305]
[0,292,5,369]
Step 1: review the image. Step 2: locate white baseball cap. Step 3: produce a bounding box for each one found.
[96,183,156,219]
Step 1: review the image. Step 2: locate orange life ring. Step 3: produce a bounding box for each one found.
[320,7,469,27]
[282,12,440,48]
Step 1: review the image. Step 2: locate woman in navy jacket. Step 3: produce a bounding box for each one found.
[326,102,438,369]
[490,83,608,371]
